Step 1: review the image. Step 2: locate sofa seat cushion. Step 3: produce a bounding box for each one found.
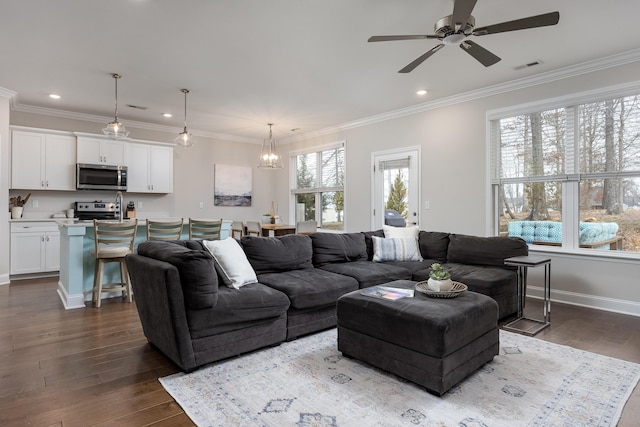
[137,240,218,309]
[319,260,412,288]
[310,232,368,266]
[438,263,515,299]
[241,234,313,274]
[187,283,290,339]
[257,269,359,310]
[383,258,438,275]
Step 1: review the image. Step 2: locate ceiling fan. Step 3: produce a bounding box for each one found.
[368,0,559,73]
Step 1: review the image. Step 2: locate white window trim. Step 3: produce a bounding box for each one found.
[486,80,640,261]
[289,140,346,231]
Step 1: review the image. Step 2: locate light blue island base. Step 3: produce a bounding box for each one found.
[56,219,230,309]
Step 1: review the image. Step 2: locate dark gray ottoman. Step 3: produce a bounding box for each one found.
[337,279,499,396]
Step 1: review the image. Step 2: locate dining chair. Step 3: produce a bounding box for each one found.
[92,219,138,308]
[189,218,223,240]
[231,220,244,239]
[296,220,317,235]
[245,221,261,237]
[147,218,184,241]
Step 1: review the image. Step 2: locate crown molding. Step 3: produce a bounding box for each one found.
[0,87,17,100]
[9,101,259,144]
[285,48,640,143]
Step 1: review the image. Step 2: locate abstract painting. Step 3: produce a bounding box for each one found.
[214,164,252,206]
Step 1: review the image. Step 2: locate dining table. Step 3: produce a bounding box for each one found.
[260,223,297,237]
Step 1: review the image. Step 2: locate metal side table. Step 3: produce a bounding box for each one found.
[503,255,551,336]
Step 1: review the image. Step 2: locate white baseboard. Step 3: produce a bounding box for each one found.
[528,285,640,317]
[57,281,86,310]
[0,274,10,285]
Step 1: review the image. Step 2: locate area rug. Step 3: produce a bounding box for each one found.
[160,329,640,426]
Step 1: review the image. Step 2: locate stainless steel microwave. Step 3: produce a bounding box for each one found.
[76,163,127,191]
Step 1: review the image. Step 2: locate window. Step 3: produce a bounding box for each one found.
[291,143,345,230]
[491,91,640,254]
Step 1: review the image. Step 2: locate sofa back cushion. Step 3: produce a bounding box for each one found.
[137,240,218,309]
[447,234,528,266]
[241,234,313,275]
[310,232,368,266]
[418,231,450,262]
[363,230,385,260]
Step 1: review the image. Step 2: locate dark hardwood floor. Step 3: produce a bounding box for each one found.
[1,277,639,426]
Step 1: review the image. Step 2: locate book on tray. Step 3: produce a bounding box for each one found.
[360,285,414,300]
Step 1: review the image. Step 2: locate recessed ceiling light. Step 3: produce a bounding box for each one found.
[416,89,427,96]
[163,113,172,118]
[49,94,61,99]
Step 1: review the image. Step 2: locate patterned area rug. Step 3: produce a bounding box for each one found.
[160,329,640,426]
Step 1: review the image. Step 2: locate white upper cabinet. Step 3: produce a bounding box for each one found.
[125,142,173,193]
[11,128,76,191]
[76,136,125,166]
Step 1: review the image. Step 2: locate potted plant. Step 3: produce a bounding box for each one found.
[427,263,453,292]
[9,193,31,219]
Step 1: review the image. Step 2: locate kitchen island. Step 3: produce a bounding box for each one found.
[56,219,230,309]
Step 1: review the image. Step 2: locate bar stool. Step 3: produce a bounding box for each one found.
[147,218,184,241]
[188,218,222,240]
[92,219,138,308]
[230,220,244,240]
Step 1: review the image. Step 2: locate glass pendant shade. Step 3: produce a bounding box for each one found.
[175,126,195,148]
[102,73,129,139]
[258,123,283,169]
[175,89,195,148]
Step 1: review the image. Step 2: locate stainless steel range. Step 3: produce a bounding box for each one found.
[75,201,121,220]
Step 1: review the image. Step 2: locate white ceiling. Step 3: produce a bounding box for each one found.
[1,0,639,143]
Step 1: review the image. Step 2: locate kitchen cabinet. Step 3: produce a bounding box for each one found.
[10,222,60,275]
[126,142,173,193]
[11,128,76,191]
[77,136,125,165]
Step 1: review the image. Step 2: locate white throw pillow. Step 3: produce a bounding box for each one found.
[202,238,258,289]
[383,224,419,239]
[372,236,423,262]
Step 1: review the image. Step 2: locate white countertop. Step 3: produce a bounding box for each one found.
[55,218,146,228]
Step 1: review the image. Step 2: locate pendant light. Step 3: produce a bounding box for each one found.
[102,73,129,139]
[258,123,283,169]
[175,89,195,148]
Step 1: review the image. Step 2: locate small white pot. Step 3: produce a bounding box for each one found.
[427,278,453,292]
[11,206,23,219]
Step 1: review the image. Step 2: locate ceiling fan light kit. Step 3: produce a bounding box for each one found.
[102,73,129,139]
[368,0,559,73]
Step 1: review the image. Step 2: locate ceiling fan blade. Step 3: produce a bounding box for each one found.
[473,11,560,36]
[451,0,477,31]
[398,45,444,73]
[460,40,501,67]
[368,35,436,42]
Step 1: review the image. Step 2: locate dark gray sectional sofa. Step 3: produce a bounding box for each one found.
[125,230,527,372]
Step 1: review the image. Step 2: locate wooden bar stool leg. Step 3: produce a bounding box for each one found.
[121,260,132,303]
[95,259,105,308]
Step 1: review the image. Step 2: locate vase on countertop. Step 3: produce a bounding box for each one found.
[11,206,23,219]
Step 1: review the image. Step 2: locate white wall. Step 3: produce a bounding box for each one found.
[283,60,640,316]
[0,92,13,284]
